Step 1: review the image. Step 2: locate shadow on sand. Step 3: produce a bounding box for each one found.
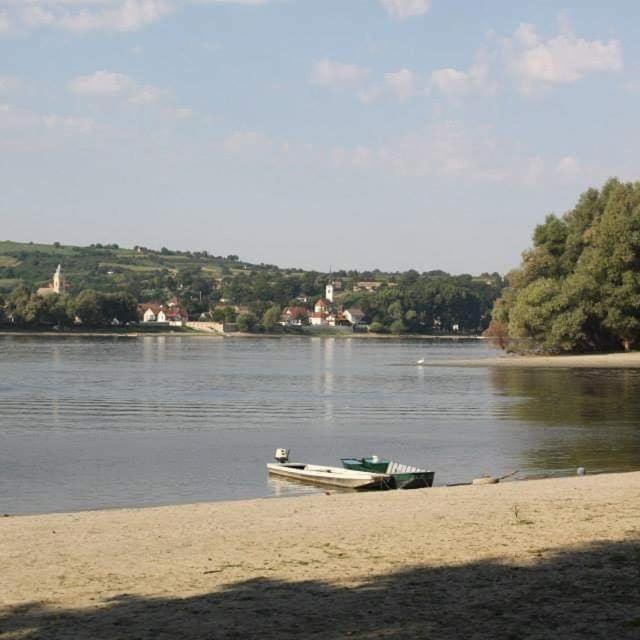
[1,539,639,639]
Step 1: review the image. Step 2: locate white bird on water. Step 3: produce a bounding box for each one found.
[416,358,425,365]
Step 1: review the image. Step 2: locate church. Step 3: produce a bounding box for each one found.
[37,264,67,297]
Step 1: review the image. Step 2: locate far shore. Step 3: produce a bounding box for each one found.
[2,471,639,639]
[0,328,484,340]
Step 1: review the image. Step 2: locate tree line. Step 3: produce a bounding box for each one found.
[342,272,502,334]
[488,178,640,353]
[0,287,138,328]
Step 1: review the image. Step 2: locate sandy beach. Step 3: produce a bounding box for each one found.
[2,472,639,639]
[429,351,640,368]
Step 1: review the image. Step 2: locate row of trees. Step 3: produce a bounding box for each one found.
[489,178,640,353]
[0,287,138,328]
[343,273,503,334]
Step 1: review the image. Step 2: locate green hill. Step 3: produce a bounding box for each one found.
[0,239,504,333]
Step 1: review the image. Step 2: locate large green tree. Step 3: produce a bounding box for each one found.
[492,178,640,353]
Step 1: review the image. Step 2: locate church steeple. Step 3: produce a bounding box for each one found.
[52,264,66,294]
[325,267,334,303]
[325,281,334,303]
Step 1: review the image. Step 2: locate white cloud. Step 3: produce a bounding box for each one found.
[331,120,498,178]
[357,85,383,104]
[316,66,422,103]
[69,70,134,96]
[69,70,189,117]
[0,102,93,134]
[224,130,271,153]
[326,120,567,188]
[384,68,418,101]
[310,59,370,89]
[2,0,272,33]
[431,60,488,96]
[0,10,11,33]
[379,0,430,21]
[129,83,165,104]
[9,0,173,33]
[506,23,623,92]
[164,105,193,119]
[431,68,470,95]
[556,155,580,178]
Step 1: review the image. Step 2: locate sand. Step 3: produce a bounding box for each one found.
[2,473,640,639]
[427,351,640,368]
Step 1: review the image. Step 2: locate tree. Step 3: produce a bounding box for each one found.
[492,178,640,353]
[5,286,32,325]
[390,319,406,335]
[368,321,387,333]
[261,305,281,332]
[73,290,106,326]
[237,312,258,332]
[101,293,138,324]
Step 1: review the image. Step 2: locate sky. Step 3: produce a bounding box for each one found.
[1,0,639,274]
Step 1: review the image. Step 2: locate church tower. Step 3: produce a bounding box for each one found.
[325,282,334,303]
[52,264,66,294]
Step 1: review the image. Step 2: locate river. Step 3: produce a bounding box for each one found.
[1,335,639,514]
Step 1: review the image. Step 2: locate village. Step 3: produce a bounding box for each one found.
[140,280,369,334]
[26,264,371,333]
[1,248,496,335]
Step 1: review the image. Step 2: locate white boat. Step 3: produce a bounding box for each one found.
[266,462,389,490]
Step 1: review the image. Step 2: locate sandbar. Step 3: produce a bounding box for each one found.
[427,351,640,368]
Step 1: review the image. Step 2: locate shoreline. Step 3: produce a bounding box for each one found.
[425,350,640,368]
[2,471,639,638]
[0,329,484,340]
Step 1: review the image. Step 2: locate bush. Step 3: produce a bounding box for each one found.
[237,312,258,332]
[390,319,406,335]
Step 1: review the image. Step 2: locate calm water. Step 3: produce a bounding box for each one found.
[1,335,640,514]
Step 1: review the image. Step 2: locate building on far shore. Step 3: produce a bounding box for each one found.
[353,281,382,292]
[280,306,309,326]
[344,308,366,326]
[138,303,187,326]
[36,264,66,297]
[309,297,331,326]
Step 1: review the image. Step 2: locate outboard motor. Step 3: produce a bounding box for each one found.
[274,448,290,463]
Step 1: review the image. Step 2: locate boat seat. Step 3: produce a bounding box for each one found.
[386,461,424,474]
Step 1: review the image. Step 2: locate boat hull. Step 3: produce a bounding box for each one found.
[267,463,389,491]
[341,458,435,489]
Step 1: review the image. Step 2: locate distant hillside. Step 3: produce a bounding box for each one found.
[0,240,250,294]
[0,240,504,333]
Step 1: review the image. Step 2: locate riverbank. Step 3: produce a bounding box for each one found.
[2,472,639,639]
[0,327,483,340]
[427,350,640,368]
[0,327,200,338]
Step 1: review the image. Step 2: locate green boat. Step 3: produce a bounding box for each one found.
[341,457,435,489]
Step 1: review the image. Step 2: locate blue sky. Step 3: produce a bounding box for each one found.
[1,0,638,274]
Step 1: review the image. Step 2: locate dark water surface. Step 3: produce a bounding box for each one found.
[1,335,640,514]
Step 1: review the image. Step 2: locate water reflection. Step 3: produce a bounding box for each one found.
[490,367,640,474]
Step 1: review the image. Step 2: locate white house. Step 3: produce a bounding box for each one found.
[344,308,366,325]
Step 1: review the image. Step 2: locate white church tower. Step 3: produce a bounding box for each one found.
[325,282,334,303]
[52,264,66,294]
